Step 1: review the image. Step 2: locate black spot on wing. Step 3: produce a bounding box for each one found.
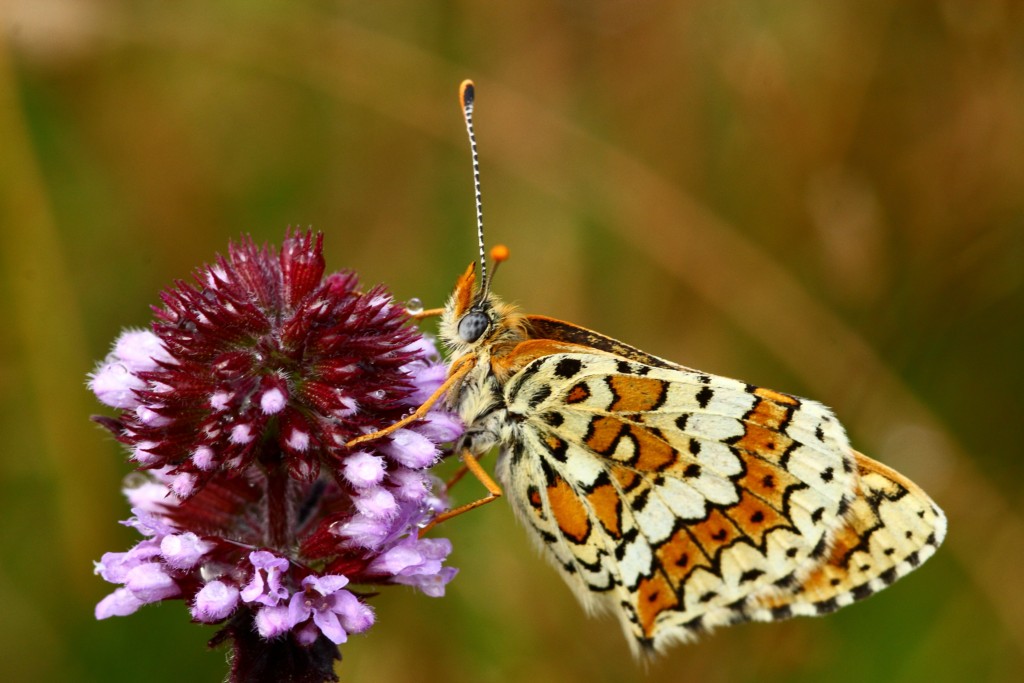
[529,385,552,408]
[545,435,569,462]
[774,572,798,591]
[614,528,640,561]
[505,358,546,400]
[683,615,705,634]
[739,568,765,584]
[851,583,875,602]
[632,488,651,512]
[502,436,528,468]
[542,412,564,427]
[836,495,851,517]
[695,386,714,409]
[726,598,750,623]
[554,357,583,379]
[539,456,558,486]
[815,597,839,614]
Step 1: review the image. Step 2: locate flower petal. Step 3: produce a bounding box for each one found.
[160,532,213,569]
[381,429,438,469]
[124,562,180,602]
[192,580,240,622]
[312,606,347,644]
[254,604,293,639]
[95,587,144,619]
[342,452,386,488]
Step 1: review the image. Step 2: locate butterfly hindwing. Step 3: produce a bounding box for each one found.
[747,451,946,621]
[494,353,943,653]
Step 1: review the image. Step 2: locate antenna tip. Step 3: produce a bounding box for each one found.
[490,244,510,263]
[459,80,475,109]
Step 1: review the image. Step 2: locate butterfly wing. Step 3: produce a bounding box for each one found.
[746,451,946,620]
[495,353,945,654]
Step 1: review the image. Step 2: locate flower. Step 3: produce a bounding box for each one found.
[287,575,375,645]
[90,232,461,683]
[89,231,436,492]
[241,551,292,606]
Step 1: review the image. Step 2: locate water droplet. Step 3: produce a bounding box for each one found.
[370,389,386,400]
[405,297,424,315]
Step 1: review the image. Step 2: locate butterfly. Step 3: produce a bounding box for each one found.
[349,80,947,655]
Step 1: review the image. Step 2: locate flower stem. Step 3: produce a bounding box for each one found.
[265,455,292,551]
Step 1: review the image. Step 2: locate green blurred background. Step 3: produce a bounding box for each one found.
[1,1,1022,681]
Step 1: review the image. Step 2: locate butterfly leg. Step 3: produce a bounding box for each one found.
[418,448,503,537]
[437,446,487,493]
[410,308,444,319]
[345,355,476,448]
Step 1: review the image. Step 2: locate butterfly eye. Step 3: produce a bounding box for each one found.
[458,311,490,343]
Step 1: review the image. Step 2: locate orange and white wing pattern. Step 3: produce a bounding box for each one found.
[747,452,945,622]
[495,353,946,655]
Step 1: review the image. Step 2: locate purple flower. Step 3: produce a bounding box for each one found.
[380,428,439,469]
[160,532,213,569]
[369,537,458,598]
[287,575,375,645]
[342,451,386,488]
[240,551,292,606]
[123,562,181,602]
[89,329,175,410]
[90,232,462,683]
[254,604,294,639]
[95,588,145,619]
[193,581,241,623]
[92,231,436,490]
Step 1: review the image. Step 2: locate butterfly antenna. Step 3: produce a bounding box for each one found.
[460,79,489,295]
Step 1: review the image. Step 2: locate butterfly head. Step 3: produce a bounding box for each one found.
[439,247,521,357]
